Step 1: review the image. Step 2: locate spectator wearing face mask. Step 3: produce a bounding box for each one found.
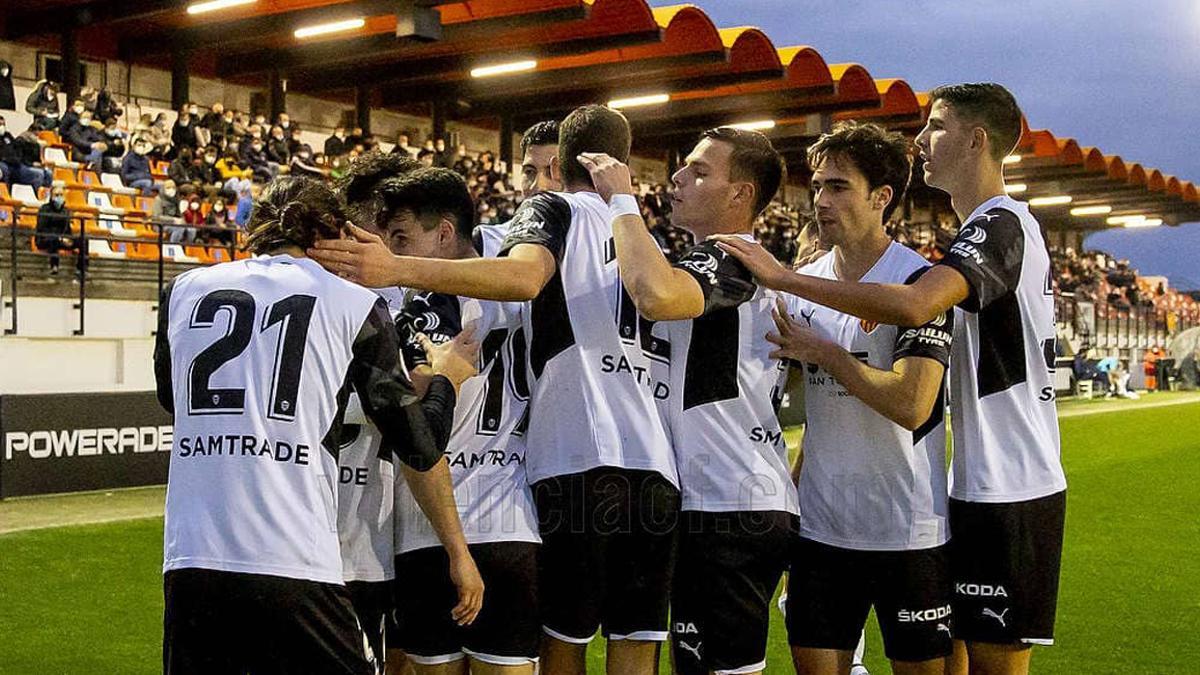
[93,89,121,125]
[240,136,273,182]
[65,110,108,171]
[168,146,199,186]
[204,196,236,246]
[182,193,206,233]
[287,126,304,157]
[121,138,158,195]
[35,185,85,276]
[276,112,291,131]
[0,61,14,111]
[100,117,127,173]
[266,125,290,167]
[194,145,224,192]
[59,98,87,139]
[200,102,228,146]
[172,106,202,159]
[324,126,348,158]
[0,117,52,188]
[154,180,192,243]
[143,113,173,158]
[216,149,253,196]
[391,132,416,158]
[288,144,324,178]
[25,80,62,131]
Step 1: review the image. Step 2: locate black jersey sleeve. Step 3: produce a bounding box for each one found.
[672,240,757,315]
[893,267,953,366]
[497,192,572,262]
[153,279,176,415]
[395,292,463,370]
[349,297,446,472]
[939,208,1025,312]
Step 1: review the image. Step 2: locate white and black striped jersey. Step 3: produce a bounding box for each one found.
[665,238,798,515]
[392,225,540,553]
[335,392,394,582]
[498,191,677,486]
[153,254,443,585]
[786,243,953,550]
[939,195,1066,503]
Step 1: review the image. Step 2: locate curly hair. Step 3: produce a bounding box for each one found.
[335,150,421,228]
[806,121,913,224]
[244,177,347,254]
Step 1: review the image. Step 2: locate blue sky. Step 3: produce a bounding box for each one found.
[677,1,1200,288]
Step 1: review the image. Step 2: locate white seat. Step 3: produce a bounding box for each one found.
[162,244,201,264]
[86,190,126,216]
[100,172,138,195]
[86,239,127,259]
[97,219,139,239]
[10,184,42,206]
[43,147,80,169]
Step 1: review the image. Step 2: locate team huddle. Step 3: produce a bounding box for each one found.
[153,82,1066,675]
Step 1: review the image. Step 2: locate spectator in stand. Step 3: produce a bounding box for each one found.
[168,146,199,187]
[287,125,304,157]
[121,137,158,195]
[216,149,253,195]
[59,98,86,139]
[347,126,364,148]
[194,145,224,194]
[25,80,62,131]
[253,113,268,129]
[433,137,451,168]
[92,89,122,126]
[325,125,348,157]
[277,112,292,132]
[35,184,84,276]
[181,191,205,236]
[416,148,435,167]
[144,113,173,158]
[200,102,227,144]
[266,124,290,169]
[65,110,108,171]
[391,131,416,158]
[245,123,264,148]
[289,143,324,178]
[204,195,237,246]
[241,135,273,182]
[231,111,251,142]
[0,117,52,188]
[155,179,193,243]
[233,182,255,228]
[101,117,127,173]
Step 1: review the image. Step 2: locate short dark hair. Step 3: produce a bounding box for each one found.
[335,150,420,226]
[520,120,560,157]
[245,177,346,254]
[806,121,912,223]
[558,105,631,188]
[700,126,786,217]
[929,82,1023,161]
[377,167,476,241]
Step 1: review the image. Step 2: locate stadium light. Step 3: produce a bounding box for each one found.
[1124,218,1163,228]
[187,0,255,15]
[1003,154,1022,165]
[470,60,538,78]
[294,17,366,39]
[1106,214,1147,224]
[608,93,670,109]
[1004,183,1027,194]
[1070,205,1113,216]
[1028,195,1072,207]
[724,120,776,131]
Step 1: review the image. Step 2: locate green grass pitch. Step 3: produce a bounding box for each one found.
[1,399,1197,673]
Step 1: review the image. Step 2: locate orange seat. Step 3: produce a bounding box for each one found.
[79,171,111,192]
[36,130,60,145]
[53,167,81,186]
[111,193,148,217]
[136,196,155,213]
[64,188,99,214]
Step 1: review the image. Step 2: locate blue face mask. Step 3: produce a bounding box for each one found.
[52,196,65,208]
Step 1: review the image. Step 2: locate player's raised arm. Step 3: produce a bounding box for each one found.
[578,151,706,320]
[714,234,969,328]
[307,221,554,301]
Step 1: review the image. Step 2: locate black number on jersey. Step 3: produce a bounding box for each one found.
[262,294,317,421]
[186,290,317,419]
[476,326,531,436]
[615,275,671,364]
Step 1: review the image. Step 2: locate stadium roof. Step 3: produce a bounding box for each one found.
[4,0,1195,229]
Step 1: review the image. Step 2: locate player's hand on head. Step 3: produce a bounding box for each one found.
[448,551,485,626]
[577,152,634,204]
[768,297,833,366]
[418,327,480,388]
[307,221,396,287]
[710,235,789,290]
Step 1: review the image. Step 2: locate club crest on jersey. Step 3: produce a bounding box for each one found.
[677,251,720,286]
[959,222,988,244]
[859,318,879,334]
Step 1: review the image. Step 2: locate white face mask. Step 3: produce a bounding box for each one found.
[164,188,177,198]
[0,125,6,135]
[135,145,149,155]
[189,202,200,211]
[73,106,84,114]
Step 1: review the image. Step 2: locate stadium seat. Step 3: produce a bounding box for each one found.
[162,244,201,264]
[43,147,80,169]
[86,238,127,260]
[54,167,81,187]
[111,194,148,217]
[86,191,126,216]
[64,188,100,214]
[35,130,60,145]
[0,183,15,206]
[101,172,138,195]
[208,247,233,264]
[79,171,112,193]
[10,184,42,207]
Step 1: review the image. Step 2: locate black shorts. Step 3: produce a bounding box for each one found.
[787,538,953,663]
[671,510,796,675]
[532,466,680,643]
[392,541,539,665]
[347,580,392,670]
[949,490,1066,646]
[163,568,375,675]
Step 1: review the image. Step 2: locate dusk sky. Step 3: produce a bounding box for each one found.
[679,1,1200,288]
